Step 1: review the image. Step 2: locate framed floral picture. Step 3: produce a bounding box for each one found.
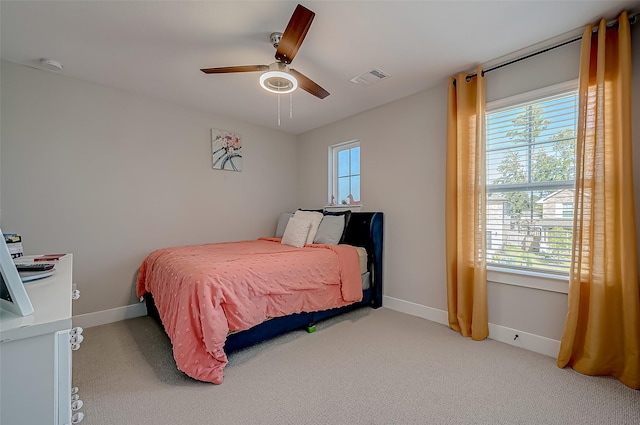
[211,129,243,171]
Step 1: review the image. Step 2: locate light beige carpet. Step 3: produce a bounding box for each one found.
[73,307,639,425]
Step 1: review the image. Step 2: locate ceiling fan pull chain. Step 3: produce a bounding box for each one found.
[278,93,281,126]
[290,93,293,119]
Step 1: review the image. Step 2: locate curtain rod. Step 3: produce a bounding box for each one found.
[464,11,638,82]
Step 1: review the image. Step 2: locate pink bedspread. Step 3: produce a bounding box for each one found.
[136,238,362,384]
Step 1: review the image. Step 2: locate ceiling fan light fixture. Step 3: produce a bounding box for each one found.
[259,70,298,94]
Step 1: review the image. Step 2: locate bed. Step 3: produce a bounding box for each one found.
[137,211,383,384]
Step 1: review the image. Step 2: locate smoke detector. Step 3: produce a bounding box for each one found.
[39,58,63,71]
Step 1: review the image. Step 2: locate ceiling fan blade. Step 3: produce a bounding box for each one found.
[290,69,329,99]
[200,65,268,74]
[275,4,315,64]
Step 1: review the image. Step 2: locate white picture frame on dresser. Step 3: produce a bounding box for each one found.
[0,228,34,316]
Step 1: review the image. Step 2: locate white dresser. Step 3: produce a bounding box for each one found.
[0,255,84,425]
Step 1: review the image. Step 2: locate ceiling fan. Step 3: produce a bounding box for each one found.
[200,4,329,99]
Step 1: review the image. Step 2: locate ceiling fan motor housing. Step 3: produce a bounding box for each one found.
[270,32,282,48]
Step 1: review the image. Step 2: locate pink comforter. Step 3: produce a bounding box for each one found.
[136,238,362,384]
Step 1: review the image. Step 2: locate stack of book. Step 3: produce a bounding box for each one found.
[34,254,67,262]
[3,233,23,259]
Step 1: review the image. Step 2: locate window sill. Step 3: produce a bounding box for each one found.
[487,266,569,294]
[324,205,362,212]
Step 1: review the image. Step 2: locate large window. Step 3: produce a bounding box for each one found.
[486,82,578,274]
[328,141,360,206]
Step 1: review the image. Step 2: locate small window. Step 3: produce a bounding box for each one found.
[328,141,360,206]
[486,81,578,275]
[562,202,574,218]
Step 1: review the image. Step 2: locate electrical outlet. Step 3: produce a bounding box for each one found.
[512,332,525,348]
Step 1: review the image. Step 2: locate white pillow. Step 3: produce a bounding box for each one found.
[293,210,324,244]
[281,218,312,248]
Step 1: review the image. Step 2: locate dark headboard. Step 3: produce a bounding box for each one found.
[342,212,383,308]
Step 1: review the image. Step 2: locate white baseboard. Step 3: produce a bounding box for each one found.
[72,302,147,329]
[383,295,449,326]
[382,295,560,358]
[487,323,560,358]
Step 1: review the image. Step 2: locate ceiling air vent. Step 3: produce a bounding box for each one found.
[350,68,390,85]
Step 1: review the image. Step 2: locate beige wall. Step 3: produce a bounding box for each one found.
[0,60,298,315]
[297,28,640,341]
[1,26,638,340]
[297,84,449,310]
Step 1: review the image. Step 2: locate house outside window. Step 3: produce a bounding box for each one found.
[486,81,578,275]
[328,140,360,206]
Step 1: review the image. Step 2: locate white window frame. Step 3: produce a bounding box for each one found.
[485,80,578,294]
[328,140,360,206]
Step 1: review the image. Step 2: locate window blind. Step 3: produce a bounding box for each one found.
[486,88,578,274]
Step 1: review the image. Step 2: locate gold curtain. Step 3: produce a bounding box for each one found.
[557,11,640,389]
[446,66,489,341]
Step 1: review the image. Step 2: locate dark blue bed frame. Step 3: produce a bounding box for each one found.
[144,212,383,353]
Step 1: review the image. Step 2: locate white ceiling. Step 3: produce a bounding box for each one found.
[1,1,638,135]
